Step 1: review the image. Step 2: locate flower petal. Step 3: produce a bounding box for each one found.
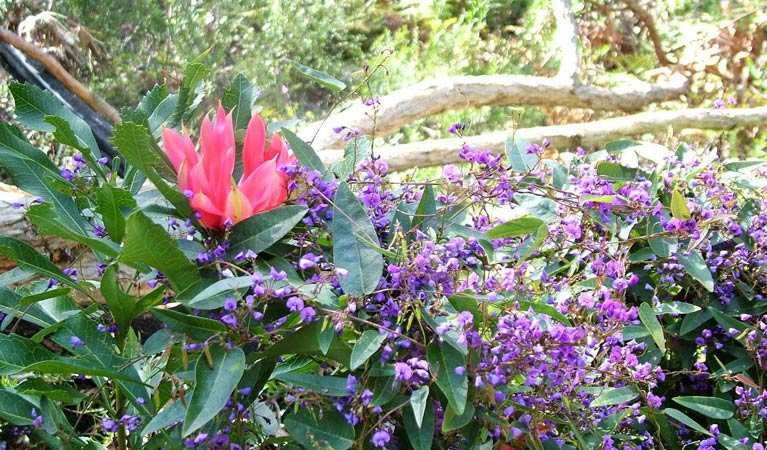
[199,106,236,206]
[161,127,196,172]
[238,158,289,215]
[223,184,254,226]
[242,113,267,175]
[190,191,224,229]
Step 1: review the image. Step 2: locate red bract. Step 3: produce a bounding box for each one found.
[162,106,295,229]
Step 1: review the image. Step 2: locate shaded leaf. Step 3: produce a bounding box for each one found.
[486,216,545,238]
[678,249,714,292]
[638,303,666,353]
[350,330,387,370]
[590,385,639,408]
[288,60,346,92]
[0,236,84,292]
[228,206,307,256]
[505,136,538,173]
[284,408,354,450]
[672,396,734,420]
[281,127,325,174]
[427,343,468,415]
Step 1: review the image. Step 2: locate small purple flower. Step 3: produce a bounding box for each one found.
[30,408,43,427]
[394,362,413,381]
[299,306,316,322]
[270,267,287,281]
[447,122,466,135]
[97,157,109,165]
[286,296,304,312]
[713,98,725,109]
[220,314,238,328]
[298,253,319,270]
[60,168,75,181]
[223,297,238,311]
[371,429,391,448]
[442,164,462,183]
[70,336,84,348]
[454,366,466,376]
[102,418,119,432]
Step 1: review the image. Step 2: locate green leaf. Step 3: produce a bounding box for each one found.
[264,321,352,366]
[150,308,226,341]
[222,73,257,131]
[672,396,734,420]
[284,408,355,450]
[183,346,245,436]
[228,206,308,256]
[505,136,538,173]
[96,185,136,244]
[677,249,714,292]
[0,334,55,375]
[486,216,545,238]
[112,121,193,217]
[514,193,558,222]
[664,408,712,436]
[327,136,371,180]
[176,276,253,310]
[427,343,468,415]
[654,302,701,315]
[120,210,199,292]
[350,330,387,370]
[404,395,434,450]
[590,385,639,407]
[671,189,691,220]
[100,265,137,338]
[141,401,184,436]
[596,161,637,181]
[410,385,430,428]
[331,182,383,296]
[281,128,325,174]
[0,389,36,426]
[169,62,210,127]
[708,307,749,333]
[442,402,475,432]
[275,373,349,397]
[411,185,436,232]
[638,303,666,353]
[26,202,119,257]
[18,287,71,307]
[10,83,100,155]
[288,60,346,92]
[605,140,673,165]
[23,359,144,383]
[0,236,84,292]
[680,310,712,336]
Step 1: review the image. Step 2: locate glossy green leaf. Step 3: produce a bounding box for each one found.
[100,265,137,337]
[442,402,475,432]
[0,334,55,375]
[638,303,666,353]
[10,83,100,155]
[275,373,349,397]
[281,127,325,174]
[222,73,257,131]
[671,189,691,220]
[288,59,346,92]
[0,389,36,426]
[605,140,672,165]
[228,206,307,256]
[410,185,437,232]
[514,193,558,222]
[664,408,712,435]
[350,330,387,370]
[596,161,637,181]
[18,287,71,307]
[183,346,245,436]
[331,182,383,296]
[486,216,545,238]
[427,343,468,415]
[404,395,434,450]
[264,321,352,366]
[410,385,430,428]
[26,202,119,257]
[142,400,184,436]
[654,302,701,315]
[678,249,714,292]
[0,236,84,292]
[284,408,355,450]
[590,385,639,407]
[95,184,136,244]
[708,307,749,333]
[23,359,143,383]
[120,210,199,292]
[169,61,210,127]
[176,276,252,310]
[672,396,734,420]
[505,136,538,173]
[680,310,712,336]
[150,308,227,340]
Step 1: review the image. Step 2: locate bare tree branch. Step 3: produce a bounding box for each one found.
[553,0,581,83]
[0,26,120,124]
[621,0,671,66]
[300,73,689,150]
[316,106,767,172]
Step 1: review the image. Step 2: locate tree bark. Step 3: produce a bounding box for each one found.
[315,106,767,172]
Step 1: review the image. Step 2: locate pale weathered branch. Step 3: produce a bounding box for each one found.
[300,73,689,150]
[553,0,581,83]
[316,106,767,172]
[0,26,120,124]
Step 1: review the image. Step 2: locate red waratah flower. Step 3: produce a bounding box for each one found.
[162,105,295,229]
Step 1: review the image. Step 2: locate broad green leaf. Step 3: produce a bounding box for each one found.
[23,359,143,382]
[222,73,257,131]
[410,385,430,428]
[0,288,80,329]
[638,303,666,353]
[350,330,387,370]
[590,385,639,407]
[150,308,226,341]
[654,302,701,315]
[677,249,714,292]
[10,83,100,155]
[331,182,383,296]
[0,389,36,426]
[176,276,253,310]
[18,287,71,307]
[284,408,355,450]
[169,62,210,127]
[647,214,677,258]
[112,121,193,217]
[679,310,712,336]
[514,193,558,222]
[427,343,468,415]
[100,265,137,338]
[288,59,346,92]
[404,396,434,450]
[505,136,538,173]
[0,236,84,292]
[281,127,325,174]
[136,84,169,117]
[718,434,748,450]
[0,334,55,375]
[26,202,119,257]
[596,161,637,181]
[183,346,245,436]
[264,321,352,366]
[275,373,349,397]
[486,216,545,238]
[671,189,691,220]
[95,184,136,244]
[664,408,711,436]
[327,136,371,180]
[142,400,184,436]
[228,206,308,256]
[411,185,437,232]
[708,307,749,333]
[579,194,616,204]
[16,378,86,404]
[120,210,199,292]
[605,140,672,165]
[441,402,475,432]
[672,396,734,420]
